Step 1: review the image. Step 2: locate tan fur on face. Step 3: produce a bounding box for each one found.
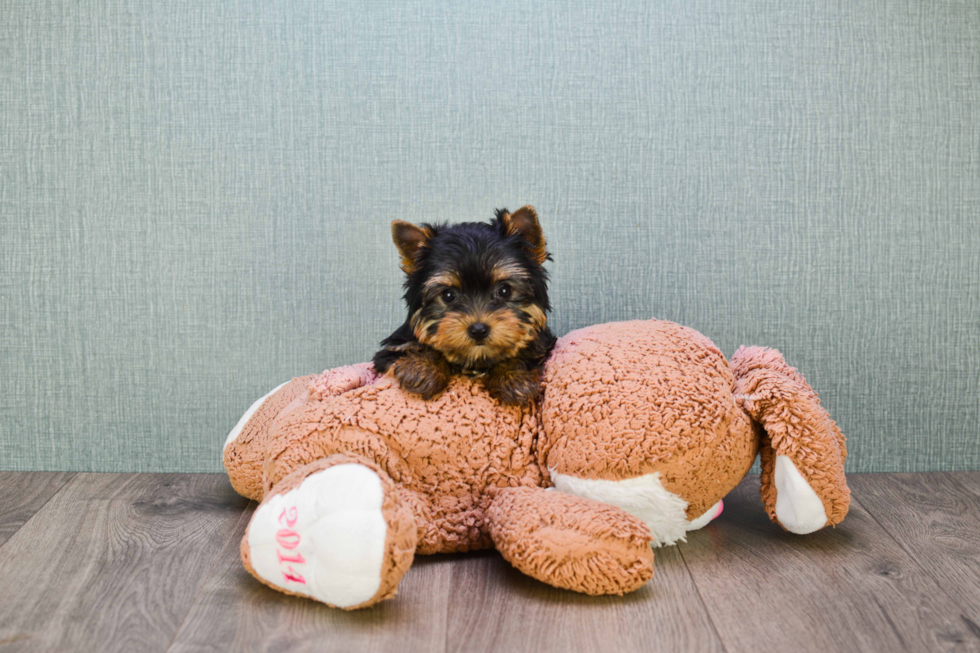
[423,272,461,292]
[491,262,530,284]
[417,307,542,367]
[409,309,436,346]
[521,304,547,331]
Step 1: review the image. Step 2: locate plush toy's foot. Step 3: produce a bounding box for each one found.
[241,455,417,610]
[487,487,654,595]
[731,346,850,534]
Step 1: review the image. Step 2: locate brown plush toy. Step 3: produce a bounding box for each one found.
[223,319,849,609]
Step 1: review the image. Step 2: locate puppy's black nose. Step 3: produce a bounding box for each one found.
[468,322,490,342]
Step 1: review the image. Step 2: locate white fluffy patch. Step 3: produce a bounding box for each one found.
[224,381,288,450]
[550,469,714,547]
[247,463,388,608]
[774,455,828,534]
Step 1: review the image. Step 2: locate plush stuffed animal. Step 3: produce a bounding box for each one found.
[223,319,848,610]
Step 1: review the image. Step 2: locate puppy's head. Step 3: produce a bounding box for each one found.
[390,206,551,369]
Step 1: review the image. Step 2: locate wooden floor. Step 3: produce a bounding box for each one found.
[1,473,979,652]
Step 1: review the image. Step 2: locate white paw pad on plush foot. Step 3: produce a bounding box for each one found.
[246,464,388,608]
[774,455,828,534]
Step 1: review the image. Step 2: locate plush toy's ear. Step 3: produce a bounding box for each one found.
[499,205,548,265]
[391,220,432,274]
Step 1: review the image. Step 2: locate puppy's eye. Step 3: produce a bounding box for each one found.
[441,289,457,303]
[496,283,512,300]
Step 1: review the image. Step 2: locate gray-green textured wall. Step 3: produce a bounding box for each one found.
[2,1,978,473]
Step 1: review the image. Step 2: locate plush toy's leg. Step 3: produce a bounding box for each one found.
[730,346,850,534]
[224,364,378,502]
[486,487,654,596]
[224,376,316,501]
[224,377,314,452]
[241,454,417,610]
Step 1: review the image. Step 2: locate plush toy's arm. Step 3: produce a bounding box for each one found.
[731,346,850,534]
[486,487,654,596]
[308,362,379,400]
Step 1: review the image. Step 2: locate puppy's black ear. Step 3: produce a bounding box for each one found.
[391,220,432,274]
[500,205,547,265]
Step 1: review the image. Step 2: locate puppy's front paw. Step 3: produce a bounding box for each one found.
[484,368,541,407]
[392,350,451,400]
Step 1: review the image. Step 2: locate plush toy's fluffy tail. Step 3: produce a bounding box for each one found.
[730,347,849,533]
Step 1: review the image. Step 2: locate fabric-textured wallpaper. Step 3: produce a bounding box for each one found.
[2,0,978,473]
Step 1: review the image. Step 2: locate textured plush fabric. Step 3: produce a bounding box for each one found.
[542,320,759,520]
[225,375,317,501]
[487,487,655,596]
[229,370,547,554]
[2,0,979,472]
[731,347,850,528]
[227,319,849,605]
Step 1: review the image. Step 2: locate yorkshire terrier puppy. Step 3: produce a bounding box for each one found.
[372,206,556,406]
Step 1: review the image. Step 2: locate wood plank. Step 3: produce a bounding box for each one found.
[168,507,453,653]
[849,472,980,626]
[680,475,980,653]
[445,546,723,653]
[950,472,980,500]
[6,471,977,652]
[0,472,75,547]
[0,473,249,652]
